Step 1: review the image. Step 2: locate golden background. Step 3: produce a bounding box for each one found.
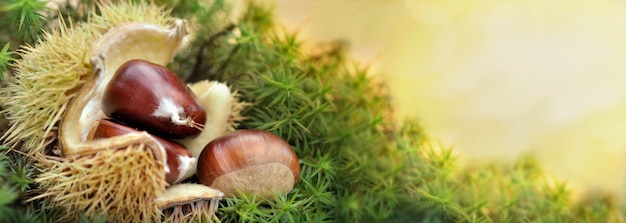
[261,0,626,200]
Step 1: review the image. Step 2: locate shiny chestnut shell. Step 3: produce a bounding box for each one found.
[88,119,194,184]
[101,59,206,139]
[197,129,300,198]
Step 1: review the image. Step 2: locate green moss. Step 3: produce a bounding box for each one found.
[0,0,48,45]
[0,42,16,81]
[0,0,624,222]
[0,146,57,223]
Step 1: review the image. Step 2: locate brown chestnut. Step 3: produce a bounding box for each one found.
[88,119,196,184]
[196,129,300,198]
[101,59,206,139]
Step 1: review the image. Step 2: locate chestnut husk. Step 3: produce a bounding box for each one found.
[88,119,196,184]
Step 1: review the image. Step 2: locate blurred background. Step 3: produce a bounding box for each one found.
[259,0,626,200]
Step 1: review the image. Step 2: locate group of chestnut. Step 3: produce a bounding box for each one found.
[89,59,300,197]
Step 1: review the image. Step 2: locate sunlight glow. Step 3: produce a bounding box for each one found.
[272,0,626,199]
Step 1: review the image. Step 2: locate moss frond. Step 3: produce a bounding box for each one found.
[0,0,49,44]
[0,151,21,221]
[0,42,16,81]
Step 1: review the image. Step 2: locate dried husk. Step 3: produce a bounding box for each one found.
[0,1,235,222]
[0,1,175,155]
[156,183,224,223]
[33,143,167,222]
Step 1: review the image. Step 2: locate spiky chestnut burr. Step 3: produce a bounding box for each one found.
[0,1,237,222]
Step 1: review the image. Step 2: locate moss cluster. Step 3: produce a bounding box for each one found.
[0,0,624,222]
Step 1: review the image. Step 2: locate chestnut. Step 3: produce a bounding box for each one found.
[196,129,300,198]
[88,119,196,184]
[101,59,206,139]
